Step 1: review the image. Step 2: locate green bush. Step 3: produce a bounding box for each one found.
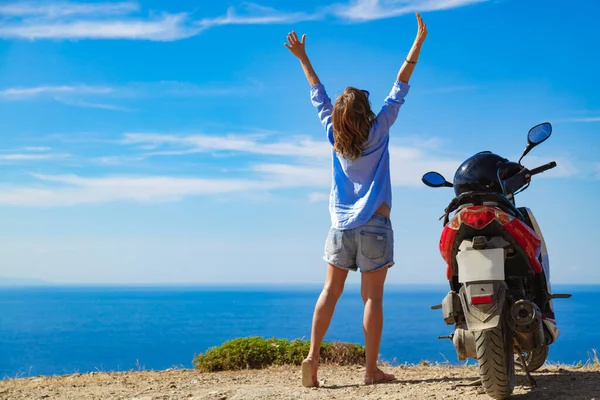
[193,337,366,372]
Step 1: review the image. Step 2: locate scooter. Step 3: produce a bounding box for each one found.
[422,122,571,399]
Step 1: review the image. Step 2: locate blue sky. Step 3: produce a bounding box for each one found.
[0,0,598,284]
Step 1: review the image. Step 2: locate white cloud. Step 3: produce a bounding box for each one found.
[0,1,197,41]
[558,117,600,123]
[0,153,69,161]
[24,146,51,152]
[328,0,488,22]
[0,174,271,206]
[0,80,261,105]
[0,2,139,18]
[54,97,132,112]
[123,133,332,159]
[389,145,458,185]
[0,13,197,41]
[0,85,113,98]
[246,145,460,188]
[119,133,580,186]
[0,131,583,207]
[122,132,461,187]
[0,152,432,206]
[92,156,145,165]
[124,132,459,183]
[0,131,452,206]
[0,80,262,113]
[0,166,336,206]
[308,192,330,202]
[252,163,332,187]
[197,3,321,30]
[200,0,491,30]
[0,0,490,41]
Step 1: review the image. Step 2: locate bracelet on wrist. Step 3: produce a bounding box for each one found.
[405,58,417,65]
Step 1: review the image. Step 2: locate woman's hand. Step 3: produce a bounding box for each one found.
[285,30,321,86]
[285,31,308,60]
[414,12,427,47]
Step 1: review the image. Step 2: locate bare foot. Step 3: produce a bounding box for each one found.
[301,358,320,387]
[364,368,395,385]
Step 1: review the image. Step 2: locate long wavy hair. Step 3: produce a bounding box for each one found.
[332,87,376,161]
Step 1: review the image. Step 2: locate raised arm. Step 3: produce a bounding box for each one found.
[370,13,427,143]
[397,13,428,84]
[286,31,335,144]
[285,31,321,87]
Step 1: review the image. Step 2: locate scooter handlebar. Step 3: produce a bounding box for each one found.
[529,161,557,176]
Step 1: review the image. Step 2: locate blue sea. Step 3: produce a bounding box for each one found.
[0,284,598,378]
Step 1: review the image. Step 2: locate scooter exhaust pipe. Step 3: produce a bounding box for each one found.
[509,300,545,351]
[452,327,477,360]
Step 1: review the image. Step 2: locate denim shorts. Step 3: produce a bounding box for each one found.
[323,214,394,273]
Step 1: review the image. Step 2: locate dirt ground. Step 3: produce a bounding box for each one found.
[1,364,599,400]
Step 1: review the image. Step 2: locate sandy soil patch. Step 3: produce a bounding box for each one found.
[1,364,599,399]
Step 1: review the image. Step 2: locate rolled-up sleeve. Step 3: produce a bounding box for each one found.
[372,81,410,142]
[310,83,335,145]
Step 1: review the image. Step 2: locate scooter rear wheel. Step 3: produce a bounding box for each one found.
[516,347,549,372]
[475,319,515,399]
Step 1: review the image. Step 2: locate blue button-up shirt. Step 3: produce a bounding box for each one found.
[311,81,410,230]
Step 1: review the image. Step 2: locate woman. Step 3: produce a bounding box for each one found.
[285,13,427,387]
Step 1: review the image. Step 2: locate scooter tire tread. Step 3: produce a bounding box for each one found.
[475,323,515,399]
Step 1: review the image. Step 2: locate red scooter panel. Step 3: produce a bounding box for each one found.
[439,205,543,279]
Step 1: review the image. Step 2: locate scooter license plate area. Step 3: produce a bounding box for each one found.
[457,248,505,283]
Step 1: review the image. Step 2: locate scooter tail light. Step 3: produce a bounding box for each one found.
[450,206,514,230]
[495,211,514,225]
[449,214,461,230]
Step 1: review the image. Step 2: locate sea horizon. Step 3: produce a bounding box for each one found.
[2,281,599,288]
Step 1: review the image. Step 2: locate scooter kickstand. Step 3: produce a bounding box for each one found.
[515,345,537,387]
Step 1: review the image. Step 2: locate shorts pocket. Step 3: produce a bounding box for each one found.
[360,230,387,260]
[325,229,344,256]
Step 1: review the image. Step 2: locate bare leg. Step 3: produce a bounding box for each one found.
[302,264,349,387]
[361,266,395,385]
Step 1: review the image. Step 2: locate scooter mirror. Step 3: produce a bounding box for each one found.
[519,122,553,164]
[422,171,453,188]
[528,122,552,146]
